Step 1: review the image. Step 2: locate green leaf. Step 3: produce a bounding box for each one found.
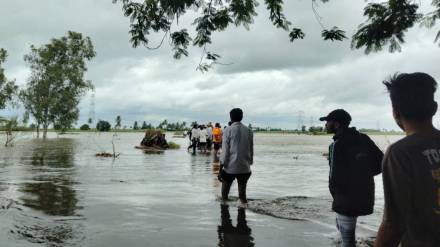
[322,27,347,41]
[289,28,305,42]
[352,1,421,53]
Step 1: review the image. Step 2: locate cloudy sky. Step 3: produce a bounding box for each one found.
[1,0,440,130]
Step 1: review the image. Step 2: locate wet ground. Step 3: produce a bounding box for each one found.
[0,132,402,246]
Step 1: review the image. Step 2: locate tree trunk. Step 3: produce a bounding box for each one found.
[5,132,10,147]
[36,124,40,139]
[43,124,48,139]
[43,110,48,139]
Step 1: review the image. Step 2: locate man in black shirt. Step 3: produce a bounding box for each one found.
[320,109,383,247]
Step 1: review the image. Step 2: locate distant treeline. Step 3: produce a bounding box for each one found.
[1,120,403,135]
[77,119,188,132]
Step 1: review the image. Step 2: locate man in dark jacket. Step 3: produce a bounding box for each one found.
[320,109,383,247]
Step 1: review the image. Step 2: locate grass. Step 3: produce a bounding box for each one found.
[168,141,180,149]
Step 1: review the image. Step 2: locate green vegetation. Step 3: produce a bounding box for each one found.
[96,120,111,132]
[20,31,96,138]
[1,49,20,146]
[120,119,188,131]
[156,120,187,131]
[113,0,440,71]
[167,141,180,149]
[0,48,18,110]
[80,124,91,131]
[0,116,17,146]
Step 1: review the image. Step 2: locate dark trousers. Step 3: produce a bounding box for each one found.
[221,172,251,203]
[187,139,198,154]
[206,138,212,150]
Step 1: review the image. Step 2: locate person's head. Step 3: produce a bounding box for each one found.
[199,125,203,130]
[319,109,352,134]
[215,122,220,128]
[384,72,438,131]
[230,108,243,122]
[193,123,198,128]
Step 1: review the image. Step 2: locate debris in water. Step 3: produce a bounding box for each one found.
[95,152,120,158]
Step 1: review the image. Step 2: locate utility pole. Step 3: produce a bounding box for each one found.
[88,91,96,125]
[296,111,304,130]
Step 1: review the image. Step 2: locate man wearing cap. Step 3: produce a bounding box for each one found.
[320,109,383,247]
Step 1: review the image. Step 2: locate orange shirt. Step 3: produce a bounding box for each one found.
[212,127,222,143]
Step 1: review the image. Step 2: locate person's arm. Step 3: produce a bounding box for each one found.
[364,135,384,175]
[249,129,253,165]
[330,141,350,192]
[220,128,230,167]
[375,220,403,247]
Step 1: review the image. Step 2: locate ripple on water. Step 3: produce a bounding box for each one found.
[245,196,375,247]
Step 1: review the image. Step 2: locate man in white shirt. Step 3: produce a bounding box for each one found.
[219,108,254,208]
[189,124,200,155]
[206,123,213,151]
[199,125,208,153]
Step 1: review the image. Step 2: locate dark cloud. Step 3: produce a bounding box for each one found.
[1,0,440,130]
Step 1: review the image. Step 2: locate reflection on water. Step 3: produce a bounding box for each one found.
[20,139,79,215]
[12,138,83,246]
[218,204,254,247]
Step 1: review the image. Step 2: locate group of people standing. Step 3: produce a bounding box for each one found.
[211,72,440,247]
[188,109,254,210]
[187,122,224,156]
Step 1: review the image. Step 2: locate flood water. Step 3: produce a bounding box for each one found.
[0,132,402,247]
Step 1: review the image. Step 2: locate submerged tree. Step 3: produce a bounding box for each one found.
[3,117,18,147]
[20,31,96,138]
[1,48,19,146]
[113,0,440,70]
[0,48,18,110]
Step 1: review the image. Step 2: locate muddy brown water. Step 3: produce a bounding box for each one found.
[0,132,402,246]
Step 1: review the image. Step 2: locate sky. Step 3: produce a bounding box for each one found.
[1,0,440,130]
